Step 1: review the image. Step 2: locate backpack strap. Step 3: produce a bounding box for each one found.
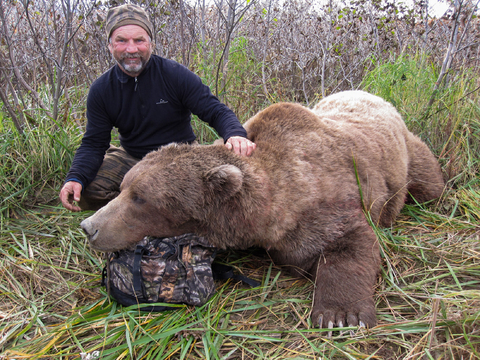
[132,245,147,299]
[101,254,112,297]
[212,263,261,288]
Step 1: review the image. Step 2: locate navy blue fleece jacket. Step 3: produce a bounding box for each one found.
[66,55,247,189]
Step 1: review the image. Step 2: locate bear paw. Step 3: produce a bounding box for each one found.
[311,301,377,336]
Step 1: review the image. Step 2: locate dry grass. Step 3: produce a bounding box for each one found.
[0,195,479,359]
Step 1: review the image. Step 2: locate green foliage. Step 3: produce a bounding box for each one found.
[194,36,267,123]
[0,113,83,217]
[190,115,220,144]
[223,36,267,121]
[362,54,436,112]
[362,54,480,189]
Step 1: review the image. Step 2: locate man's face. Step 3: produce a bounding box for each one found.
[108,25,153,77]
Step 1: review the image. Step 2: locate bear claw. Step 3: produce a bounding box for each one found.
[317,314,323,328]
[314,308,375,337]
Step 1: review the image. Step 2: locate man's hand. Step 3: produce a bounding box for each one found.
[59,181,83,212]
[225,136,256,157]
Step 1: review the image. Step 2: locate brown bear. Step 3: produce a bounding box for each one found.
[81,90,444,330]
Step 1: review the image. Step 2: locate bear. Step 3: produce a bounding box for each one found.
[81,90,444,330]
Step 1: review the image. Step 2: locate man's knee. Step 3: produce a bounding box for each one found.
[78,179,121,211]
[79,145,140,211]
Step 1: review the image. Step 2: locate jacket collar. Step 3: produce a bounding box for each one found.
[113,57,153,84]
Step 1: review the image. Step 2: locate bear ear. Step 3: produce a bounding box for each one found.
[203,164,243,200]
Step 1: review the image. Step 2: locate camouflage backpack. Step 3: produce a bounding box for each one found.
[102,233,259,310]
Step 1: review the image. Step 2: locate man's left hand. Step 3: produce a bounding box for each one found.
[225,136,256,156]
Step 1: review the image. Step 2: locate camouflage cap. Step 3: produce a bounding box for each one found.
[106,4,153,39]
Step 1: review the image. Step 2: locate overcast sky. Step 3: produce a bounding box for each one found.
[410,0,451,17]
[201,0,452,18]
[294,0,452,18]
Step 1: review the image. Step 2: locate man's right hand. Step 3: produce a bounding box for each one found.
[59,181,83,212]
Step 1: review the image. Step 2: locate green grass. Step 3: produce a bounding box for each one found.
[1,55,479,359]
[362,54,480,188]
[0,116,82,218]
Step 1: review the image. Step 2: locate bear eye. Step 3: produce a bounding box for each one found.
[132,194,146,205]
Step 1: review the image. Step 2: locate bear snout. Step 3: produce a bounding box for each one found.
[80,218,99,243]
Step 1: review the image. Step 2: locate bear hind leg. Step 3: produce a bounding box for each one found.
[406,137,444,204]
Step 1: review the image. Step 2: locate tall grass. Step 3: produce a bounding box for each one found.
[1,55,479,359]
[0,114,83,218]
[194,36,268,122]
[362,54,480,189]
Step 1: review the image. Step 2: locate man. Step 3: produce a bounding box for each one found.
[60,4,255,212]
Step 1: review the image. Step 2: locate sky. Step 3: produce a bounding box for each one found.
[410,0,451,17]
[200,0,453,18]
[308,0,452,18]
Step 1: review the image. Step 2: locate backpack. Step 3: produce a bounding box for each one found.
[102,233,259,311]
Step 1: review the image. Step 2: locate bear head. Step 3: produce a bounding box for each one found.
[80,144,244,252]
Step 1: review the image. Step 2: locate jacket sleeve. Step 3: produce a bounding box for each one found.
[174,64,247,141]
[65,84,113,189]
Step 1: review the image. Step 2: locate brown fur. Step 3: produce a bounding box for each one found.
[81,90,444,330]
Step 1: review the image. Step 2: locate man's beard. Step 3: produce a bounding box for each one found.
[116,53,149,76]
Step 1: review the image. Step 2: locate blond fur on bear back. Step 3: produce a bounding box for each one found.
[313,90,410,138]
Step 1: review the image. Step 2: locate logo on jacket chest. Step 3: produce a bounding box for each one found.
[156,99,168,105]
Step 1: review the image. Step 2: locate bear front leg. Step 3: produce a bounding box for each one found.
[311,221,380,330]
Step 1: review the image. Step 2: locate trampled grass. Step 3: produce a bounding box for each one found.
[1,203,478,359]
[1,55,479,359]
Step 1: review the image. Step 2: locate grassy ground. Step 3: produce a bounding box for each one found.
[1,56,479,359]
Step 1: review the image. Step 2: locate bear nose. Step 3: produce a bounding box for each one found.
[80,218,99,242]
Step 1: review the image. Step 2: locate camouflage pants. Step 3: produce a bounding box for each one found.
[78,145,141,211]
